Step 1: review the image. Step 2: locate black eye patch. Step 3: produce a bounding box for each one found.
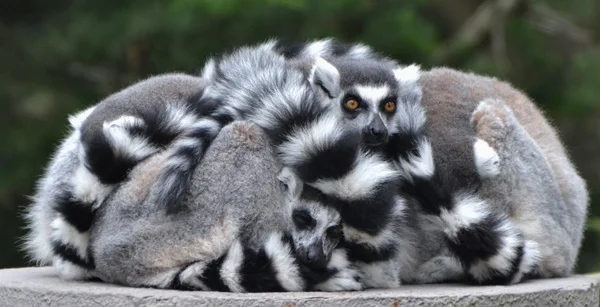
[292,208,316,230]
[326,224,343,239]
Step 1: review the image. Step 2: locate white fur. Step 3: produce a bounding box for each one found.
[511,240,540,284]
[441,193,488,238]
[393,64,421,85]
[311,152,398,201]
[71,166,112,208]
[473,138,500,178]
[399,139,435,179]
[249,84,308,131]
[485,220,520,272]
[53,258,93,280]
[177,262,210,290]
[68,106,96,130]
[187,118,223,136]
[264,233,304,291]
[201,58,217,81]
[391,99,426,135]
[347,44,372,59]
[313,249,363,291]
[103,116,159,160]
[309,57,341,98]
[354,85,391,105]
[164,103,201,132]
[220,240,245,292]
[302,39,331,58]
[50,218,89,259]
[278,115,344,166]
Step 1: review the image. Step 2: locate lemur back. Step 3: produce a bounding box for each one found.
[418,68,588,280]
[25,39,422,281]
[23,74,207,280]
[90,121,362,292]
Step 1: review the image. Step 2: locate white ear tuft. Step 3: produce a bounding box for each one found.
[278,167,303,200]
[393,64,421,85]
[473,138,500,178]
[68,106,96,130]
[201,58,217,81]
[309,57,341,98]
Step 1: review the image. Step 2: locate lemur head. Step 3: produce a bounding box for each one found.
[307,57,425,146]
[278,167,343,270]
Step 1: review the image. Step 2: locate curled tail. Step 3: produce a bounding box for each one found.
[400,140,539,284]
[24,107,100,280]
[439,193,540,284]
[152,107,234,214]
[169,232,361,292]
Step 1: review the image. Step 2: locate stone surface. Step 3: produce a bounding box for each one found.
[0,268,598,307]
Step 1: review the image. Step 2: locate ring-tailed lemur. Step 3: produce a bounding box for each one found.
[23,74,208,280]
[26,39,585,287]
[273,41,586,285]
[31,39,423,283]
[393,67,587,285]
[90,121,364,292]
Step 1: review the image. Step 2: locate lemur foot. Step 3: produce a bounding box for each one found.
[312,249,363,291]
[470,98,516,149]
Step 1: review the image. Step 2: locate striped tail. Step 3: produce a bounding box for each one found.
[151,108,234,214]
[169,232,361,292]
[49,188,97,279]
[399,140,539,284]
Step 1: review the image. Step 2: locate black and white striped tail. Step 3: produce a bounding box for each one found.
[169,232,361,292]
[152,107,234,214]
[49,187,96,279]
[400,140,539,284]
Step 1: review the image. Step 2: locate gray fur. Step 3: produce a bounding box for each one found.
[22,107,94,279]
[410,67,588,280]
[23,73,207,280]
[90,121,362,291]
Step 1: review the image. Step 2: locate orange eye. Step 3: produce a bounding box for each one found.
[345,99,359,110]
[384,101,396,112]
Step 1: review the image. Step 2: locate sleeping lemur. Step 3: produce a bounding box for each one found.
[24,39,587,287]
[26,39,426,286]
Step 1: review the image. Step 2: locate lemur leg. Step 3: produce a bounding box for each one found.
[472,98,574,278]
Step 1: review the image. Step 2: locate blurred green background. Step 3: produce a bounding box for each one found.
[1,0,599,272]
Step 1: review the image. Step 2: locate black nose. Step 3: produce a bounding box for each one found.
[364,117,388,145]
[363,127,388,145]
[298,244,327,269]
[371,127,385,138]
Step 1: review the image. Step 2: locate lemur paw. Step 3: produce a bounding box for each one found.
[313,266,363,291]
[470,99,515,148]
[473,138,500,178]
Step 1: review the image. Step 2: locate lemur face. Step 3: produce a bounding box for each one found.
[309,57,423,147]
[278,168,344,269]
[336,84,398,146]
[290,203,343,269]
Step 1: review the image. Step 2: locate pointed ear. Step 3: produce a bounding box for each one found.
[393,64,421,85]
[309,57,341,99]
[278,167,303,200]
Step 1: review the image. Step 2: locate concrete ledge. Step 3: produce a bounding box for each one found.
[0,268,598,307]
